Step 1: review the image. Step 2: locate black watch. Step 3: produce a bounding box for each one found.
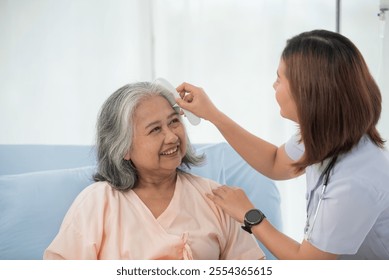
[241,209,266,234]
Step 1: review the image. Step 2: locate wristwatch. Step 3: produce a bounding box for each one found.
[241,209,266,234]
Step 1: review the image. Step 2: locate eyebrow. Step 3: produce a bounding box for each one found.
[144,111,179,130]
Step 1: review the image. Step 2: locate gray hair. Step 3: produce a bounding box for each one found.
[93,81,204,191]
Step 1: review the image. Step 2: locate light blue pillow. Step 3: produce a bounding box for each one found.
[0,166,95,260]
[0,145,96,175]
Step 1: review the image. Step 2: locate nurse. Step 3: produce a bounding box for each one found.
[175,29,389,259]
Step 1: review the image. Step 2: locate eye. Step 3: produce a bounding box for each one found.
[169,118,180,125]
[149,126,161,134]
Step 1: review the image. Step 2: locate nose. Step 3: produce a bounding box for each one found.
[164,128,179,144]
[272,81,277,90]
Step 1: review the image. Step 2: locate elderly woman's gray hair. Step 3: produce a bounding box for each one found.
[93,81,204,191]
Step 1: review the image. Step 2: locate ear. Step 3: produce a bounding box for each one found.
[124,151,131,161]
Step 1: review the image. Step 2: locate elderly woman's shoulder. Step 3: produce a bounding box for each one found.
[178,170,221,192]
[72,181,122,206]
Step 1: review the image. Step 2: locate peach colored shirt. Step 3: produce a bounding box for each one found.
[44,171,264,260]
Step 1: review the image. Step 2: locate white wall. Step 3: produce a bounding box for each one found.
[1,0,388,243]
[0,0,154,145]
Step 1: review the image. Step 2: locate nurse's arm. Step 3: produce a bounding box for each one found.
[250,220,338,260]
[208,186,338,260]
[206,110,300,180]
[176,82,301,180]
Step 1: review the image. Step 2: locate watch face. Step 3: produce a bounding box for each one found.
[246,209,262,224]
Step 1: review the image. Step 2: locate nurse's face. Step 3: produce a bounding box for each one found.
[273,59,298,123]
[126,95,187,177]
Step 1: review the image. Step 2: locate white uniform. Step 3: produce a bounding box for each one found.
[285,134,389,259]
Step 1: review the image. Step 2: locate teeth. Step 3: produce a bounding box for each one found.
[161,147,178,155]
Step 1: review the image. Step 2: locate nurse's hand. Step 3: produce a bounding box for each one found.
[207,185,255,224]
[176,82,221,123]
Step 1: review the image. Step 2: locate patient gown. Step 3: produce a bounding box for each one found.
[43,171,264,260]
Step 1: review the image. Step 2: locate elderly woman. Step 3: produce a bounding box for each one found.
[43,82,264,260]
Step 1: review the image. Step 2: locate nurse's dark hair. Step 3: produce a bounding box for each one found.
[93,82,204,191]
[282,29,385,172]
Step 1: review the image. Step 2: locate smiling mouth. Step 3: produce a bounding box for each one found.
[160,146,179,155]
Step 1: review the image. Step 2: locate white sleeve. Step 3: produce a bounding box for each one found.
[284,133,304,161]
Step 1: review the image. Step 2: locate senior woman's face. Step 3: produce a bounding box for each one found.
[127,95,187,176]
